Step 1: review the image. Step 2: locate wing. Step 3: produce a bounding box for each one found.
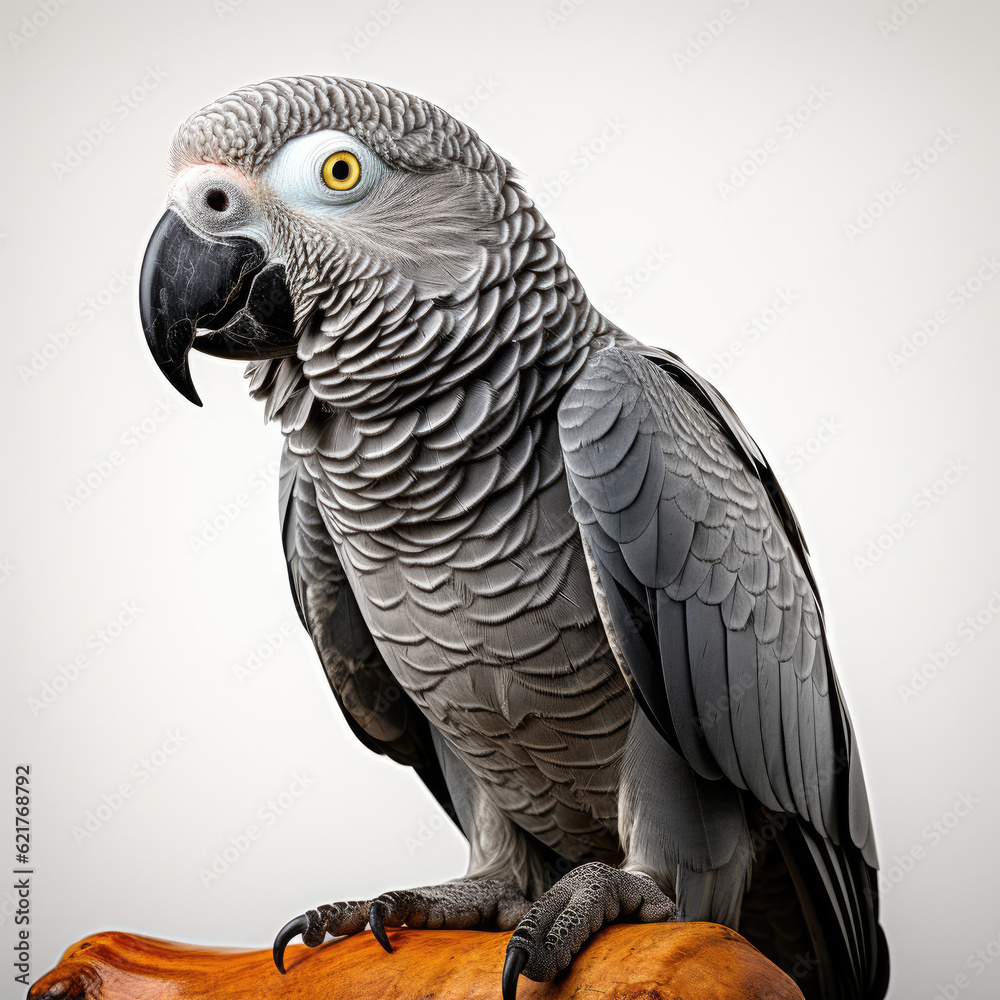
[279,440,455,819]
[558,345,887,999]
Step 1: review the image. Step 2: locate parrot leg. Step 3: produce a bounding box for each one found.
[501,862,676,999]
[273,877,531,973]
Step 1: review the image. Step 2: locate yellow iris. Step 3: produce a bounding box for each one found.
[322,151,361,191]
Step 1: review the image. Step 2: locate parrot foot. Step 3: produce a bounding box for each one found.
[367,879,531,950]
[501,862,676,1000]
[273,878,531,974]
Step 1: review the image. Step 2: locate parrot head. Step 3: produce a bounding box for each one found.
[139,76,513,406]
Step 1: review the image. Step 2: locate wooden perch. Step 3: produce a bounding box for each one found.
[29,922,804,999]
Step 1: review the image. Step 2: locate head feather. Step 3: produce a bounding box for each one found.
[169,75,505,182]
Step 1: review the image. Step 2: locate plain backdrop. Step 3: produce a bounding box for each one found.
[2,1,998,997]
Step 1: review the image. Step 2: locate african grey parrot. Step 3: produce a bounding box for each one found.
[139,76,889,1000]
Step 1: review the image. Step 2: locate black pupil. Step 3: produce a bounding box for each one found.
[206,189,228,212]
[331,158,351,181]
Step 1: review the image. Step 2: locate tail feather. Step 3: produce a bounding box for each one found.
[767,815,888,1000]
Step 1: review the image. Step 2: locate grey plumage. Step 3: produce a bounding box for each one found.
[140,75,888,1000]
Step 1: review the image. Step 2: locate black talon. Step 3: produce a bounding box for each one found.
[273,914,309,974]
[502,944,528,1000]
[368,899,394,953]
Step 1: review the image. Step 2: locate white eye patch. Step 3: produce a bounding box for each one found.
[261,130,386,212]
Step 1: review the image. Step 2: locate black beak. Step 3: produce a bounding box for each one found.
[139,209,297,406]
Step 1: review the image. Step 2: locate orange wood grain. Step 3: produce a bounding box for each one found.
[29,922,805,999]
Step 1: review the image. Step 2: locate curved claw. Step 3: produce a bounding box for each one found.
[368,899,394,953]
[502,944,528,1000]
[272,914,309,975]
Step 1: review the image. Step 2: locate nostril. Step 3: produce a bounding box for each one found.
[206,189,229,212]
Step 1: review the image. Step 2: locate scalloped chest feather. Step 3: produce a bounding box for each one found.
[288,404,633,860]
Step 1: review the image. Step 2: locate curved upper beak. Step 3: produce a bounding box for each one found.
[139,209,297,406]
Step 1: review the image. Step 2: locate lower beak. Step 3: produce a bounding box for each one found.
[138,209,297,406]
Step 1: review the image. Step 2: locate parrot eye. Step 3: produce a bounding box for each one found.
[322,152,361,191]
[262,130,384,211]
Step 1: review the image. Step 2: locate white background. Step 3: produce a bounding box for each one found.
[2,1,998,997]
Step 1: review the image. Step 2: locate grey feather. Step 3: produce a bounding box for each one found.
[164,75,886,1000]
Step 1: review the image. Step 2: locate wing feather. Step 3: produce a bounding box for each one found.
[559,345,886,998]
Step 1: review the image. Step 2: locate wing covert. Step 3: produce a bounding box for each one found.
[558,346,875,867]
